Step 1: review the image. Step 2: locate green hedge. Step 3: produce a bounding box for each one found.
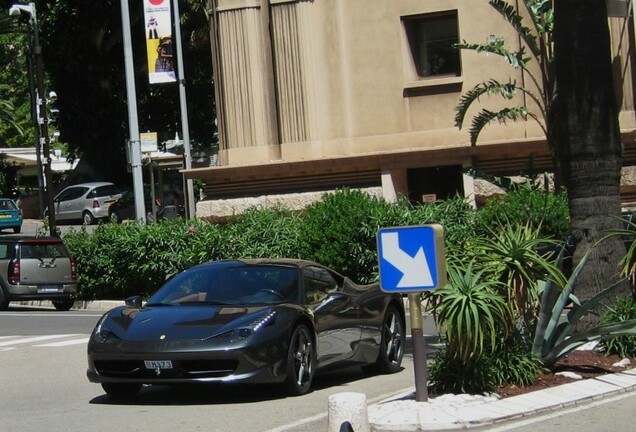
[475,184,569,239]
[62,188,566,300]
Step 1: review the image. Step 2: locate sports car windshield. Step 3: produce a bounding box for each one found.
[147,262,300,306]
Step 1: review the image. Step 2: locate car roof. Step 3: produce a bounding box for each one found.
[0,236,64,244]
[61,182,116,189]
[213,258,342,273]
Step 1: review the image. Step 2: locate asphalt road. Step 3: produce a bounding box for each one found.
[0,306,422,432]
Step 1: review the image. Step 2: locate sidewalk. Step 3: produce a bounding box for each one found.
[366,367,636,431]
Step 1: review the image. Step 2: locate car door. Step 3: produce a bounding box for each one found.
[303,265,362,367]
[55,187,87,221]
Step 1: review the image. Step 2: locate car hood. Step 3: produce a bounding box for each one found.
[104,304,274,341]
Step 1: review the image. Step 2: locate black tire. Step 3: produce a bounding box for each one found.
[101,382,142,398]
[13,226,20,234]
[365,306,405,374]
[0,288,9,310]
[109,210,120,224]
[52,299,75,311]
[82,211,95,225]
[283,324,315,396]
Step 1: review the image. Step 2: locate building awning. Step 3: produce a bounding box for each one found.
[2,152,79,172]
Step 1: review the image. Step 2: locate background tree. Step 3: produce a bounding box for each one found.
[0,12,28,143]
[552,0,630,325]
[455,0,629,326]
[27,0,216,187]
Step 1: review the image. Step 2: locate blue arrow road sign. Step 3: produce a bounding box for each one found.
[377,225,447,293]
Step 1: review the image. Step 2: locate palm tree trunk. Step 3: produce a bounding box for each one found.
[552,0,630,328]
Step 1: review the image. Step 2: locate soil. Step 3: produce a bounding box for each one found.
[496,350,634,398]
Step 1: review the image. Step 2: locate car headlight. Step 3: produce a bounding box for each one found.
[235,310,277,339]
[92,313,121,343]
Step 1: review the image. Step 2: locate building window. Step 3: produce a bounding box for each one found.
[403,11,461,79]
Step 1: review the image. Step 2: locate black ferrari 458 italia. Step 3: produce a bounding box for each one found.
[87,259,406,397]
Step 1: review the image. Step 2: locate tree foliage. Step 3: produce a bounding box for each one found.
[454,0,554,149]
[0,12,29,143]
[2,0,215,187]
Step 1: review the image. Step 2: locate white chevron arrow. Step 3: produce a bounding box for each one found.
[381,232,433,288]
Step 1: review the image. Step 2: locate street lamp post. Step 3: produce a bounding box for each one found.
[9,2,57,236]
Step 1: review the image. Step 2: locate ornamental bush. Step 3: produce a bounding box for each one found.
[63,189,478,299]
[475,183,569,239]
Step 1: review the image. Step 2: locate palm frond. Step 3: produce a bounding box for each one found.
[455,80,519,128]
[469,107,529,146]
[489,0,541,59]
[456,41,529,69]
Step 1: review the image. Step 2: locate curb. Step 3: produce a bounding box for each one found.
[14,300,124,312]
[367,368,636,431]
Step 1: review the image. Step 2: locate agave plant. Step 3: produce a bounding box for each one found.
[426,260,512,363]
[472,221,566,333]
[532,247,636,367]
[454,0,554,147]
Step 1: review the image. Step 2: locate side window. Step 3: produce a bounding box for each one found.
[0,244,8,259]
[97,185,121,197]
[403,10,461,79]
[303,266,339,304]
[59,187,87,201]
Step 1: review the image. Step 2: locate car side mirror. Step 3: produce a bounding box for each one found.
[125,295,143,308]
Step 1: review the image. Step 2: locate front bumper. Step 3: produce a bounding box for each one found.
[87,335,289,386]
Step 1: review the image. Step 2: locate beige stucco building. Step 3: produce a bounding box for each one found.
[184,0,636,218]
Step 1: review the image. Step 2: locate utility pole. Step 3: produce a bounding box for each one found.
[10,2,56,236]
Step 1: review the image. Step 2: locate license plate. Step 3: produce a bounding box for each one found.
[0,214,10,219]
[38,285,62,293]
[144,360,173,370]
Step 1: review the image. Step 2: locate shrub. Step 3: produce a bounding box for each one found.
[297,189,399,283]
[428,345,498,395]
[429,334,544,395]
[599,298,636,358]
[221,206,304,259]
[489,334,544,387]
[63,219,224,300]
[475,183,568,239]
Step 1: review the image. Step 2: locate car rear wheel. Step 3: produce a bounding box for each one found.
[52,299,75,311]
[0,289,9,310]
[101,382,142,398]
[13,226,20,234]
[364,306,404,374]
[283,324,315,396]
[83,211,96,225]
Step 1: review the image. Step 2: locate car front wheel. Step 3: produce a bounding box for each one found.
[101,382,142,398]
[283,324,315,396]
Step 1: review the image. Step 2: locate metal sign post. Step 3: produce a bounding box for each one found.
[377,224,446,402]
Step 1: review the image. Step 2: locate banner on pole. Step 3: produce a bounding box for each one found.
[143,0,176,84]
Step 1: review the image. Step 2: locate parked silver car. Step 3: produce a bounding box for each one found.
[0,236,78,310]
[47,182,123,225]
